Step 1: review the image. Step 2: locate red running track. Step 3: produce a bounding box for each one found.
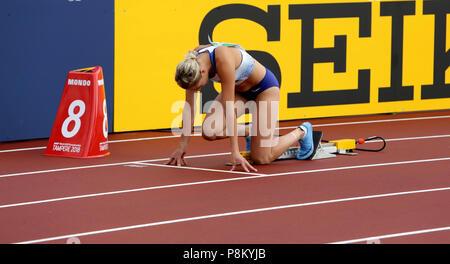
[0,110,449,244]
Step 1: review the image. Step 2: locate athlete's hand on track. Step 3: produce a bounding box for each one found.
[230,152,257,173]
[166,149,187,166]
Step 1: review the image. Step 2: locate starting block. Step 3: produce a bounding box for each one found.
[276,131,353,161]
[227,131,360,165]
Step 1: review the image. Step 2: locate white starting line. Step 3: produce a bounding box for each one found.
[1,133,450,179]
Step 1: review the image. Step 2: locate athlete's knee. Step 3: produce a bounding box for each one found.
[250,153,272,165]
[201,125,223,141]
[202,130,217,141]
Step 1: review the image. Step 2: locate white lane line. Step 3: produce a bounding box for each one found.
[1,156,450,210]
[2,115,449,153]
[132,162,263,176]
[15,186,450,244]
[0,161,133,179]
[0,152,230,179]
[0,133,449,179]
[330,226,450,244]
[5,132,450,154]
[0,146,47,153]
[267,157,450,178]
[376,134,450,142]
[0,179,246,209]
[279,114,450,130]
[108,134,202,143]
[0,134,202,153]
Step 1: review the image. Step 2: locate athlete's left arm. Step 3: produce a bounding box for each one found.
[215,47,257,172]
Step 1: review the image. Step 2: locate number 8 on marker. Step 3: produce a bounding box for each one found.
[103,99,108,139]
[62,100,86,138]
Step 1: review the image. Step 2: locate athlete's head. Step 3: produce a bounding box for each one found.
[175,50,208,91]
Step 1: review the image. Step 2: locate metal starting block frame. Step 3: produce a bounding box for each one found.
[228,131,357,165]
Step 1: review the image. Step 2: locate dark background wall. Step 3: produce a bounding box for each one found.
[0,0,114,142]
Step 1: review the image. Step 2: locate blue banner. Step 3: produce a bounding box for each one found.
[0,0,114,141]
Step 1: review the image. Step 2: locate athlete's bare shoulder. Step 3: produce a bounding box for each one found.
[194,44,212,52]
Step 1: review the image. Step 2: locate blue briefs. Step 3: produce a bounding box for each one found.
[239,68,280,101]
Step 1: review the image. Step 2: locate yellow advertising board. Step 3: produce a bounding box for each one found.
[114,0,450,132]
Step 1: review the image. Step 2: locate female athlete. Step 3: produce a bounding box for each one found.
[167,41,314,172]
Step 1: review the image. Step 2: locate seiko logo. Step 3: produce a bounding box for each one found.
[68,79,91,87]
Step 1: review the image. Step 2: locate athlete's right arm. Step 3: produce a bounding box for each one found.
[166,89,197,166]
[179,89,197,149]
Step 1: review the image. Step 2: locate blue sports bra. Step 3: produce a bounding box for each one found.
[197,42,255,85]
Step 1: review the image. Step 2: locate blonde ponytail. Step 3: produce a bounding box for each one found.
[175,50,201,89]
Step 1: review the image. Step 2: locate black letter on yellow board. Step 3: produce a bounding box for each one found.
[421,0,450,99]
[288,3,371,108]
[198,4,281,112]
[379,1,415,102]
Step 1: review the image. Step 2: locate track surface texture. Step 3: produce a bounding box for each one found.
[0,111,449,244]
